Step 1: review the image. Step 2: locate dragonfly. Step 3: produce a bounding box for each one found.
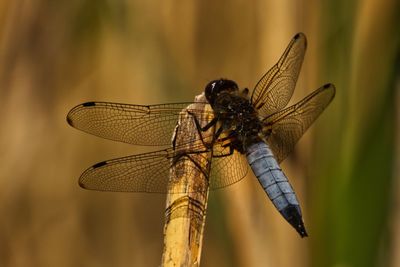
[67,33,335,237]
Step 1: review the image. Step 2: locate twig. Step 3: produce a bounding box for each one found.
[161,94,214,267]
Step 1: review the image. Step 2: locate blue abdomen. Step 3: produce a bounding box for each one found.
[246,142,307,237]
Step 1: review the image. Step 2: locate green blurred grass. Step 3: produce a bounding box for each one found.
[312,1,400,267]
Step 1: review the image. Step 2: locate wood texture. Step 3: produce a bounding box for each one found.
[162,94,214,266]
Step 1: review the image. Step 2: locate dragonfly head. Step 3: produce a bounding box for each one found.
[205,79,239,106]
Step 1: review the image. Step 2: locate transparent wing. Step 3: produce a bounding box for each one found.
[209,149,248,189]
[78,149,174,193]
[263,84,335,163]
[66,102,210,146]
[78,142,249,193]
[251,33,307,118]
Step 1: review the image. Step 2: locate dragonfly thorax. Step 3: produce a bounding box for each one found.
[207,81,263,153]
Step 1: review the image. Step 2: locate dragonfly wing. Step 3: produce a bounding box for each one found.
[79,138,219,193]
[78,149,174,193]
[67,102,209,146]
[263,84,335,163]
[208,144,249,189]
[251,33,307,118]
[78,143,249,193]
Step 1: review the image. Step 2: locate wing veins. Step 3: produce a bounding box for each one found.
[251,33,307,118]
[262,84,335,163]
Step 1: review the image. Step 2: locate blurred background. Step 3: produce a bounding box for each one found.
[0,0,399,266]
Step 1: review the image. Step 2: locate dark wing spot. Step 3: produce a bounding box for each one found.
[66,116,73,126]
[78,180,87,188]
[293,32,307,49]
[323,83,331,89]
[92,161,107,168]
[82,102,96,107]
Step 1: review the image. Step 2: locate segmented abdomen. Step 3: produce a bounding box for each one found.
[246,142,307,237]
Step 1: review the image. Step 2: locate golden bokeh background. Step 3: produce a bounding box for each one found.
[0,1,399,266]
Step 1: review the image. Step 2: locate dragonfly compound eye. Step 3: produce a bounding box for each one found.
[205,79,239,105]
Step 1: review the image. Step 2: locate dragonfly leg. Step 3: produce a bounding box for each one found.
[172,150,211,178]
[187,110,218,131]
[171,122,179,150]
[186,110,232,156]
[186,110,219,149]
[217,131,237,142]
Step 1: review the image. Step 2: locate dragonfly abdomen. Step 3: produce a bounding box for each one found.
[246,142,308,237]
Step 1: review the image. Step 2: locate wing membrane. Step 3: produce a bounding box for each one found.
[79,149,173,193]
[263,84,335,163]
[78,142,249,193]
[67,102,210,146]
[209,150,248,189]
[251,33,307,118]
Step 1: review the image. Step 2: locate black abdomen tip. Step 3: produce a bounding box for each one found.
[280,205,308,238]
